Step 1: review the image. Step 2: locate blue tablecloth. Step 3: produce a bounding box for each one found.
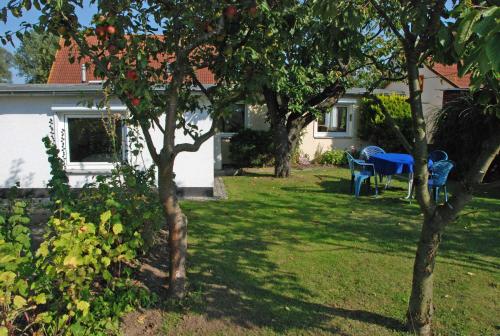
[368,153,415,176]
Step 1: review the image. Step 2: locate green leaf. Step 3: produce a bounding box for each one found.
[76,300,90,315]
[0,326,8,336]
[455,10,481,54]
[485,33,500,72]
[0,271,16,285]
[13,295,27,308]
[34,293,47,304]
[101,256,111,267]
[100,210,112,224]
[112,223,123,235]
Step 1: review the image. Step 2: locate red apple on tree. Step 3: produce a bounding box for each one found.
[131,97,140,106]
[106,25,116,35]
[126,70,138,80]
[224,5,238,19]
[248,6,258,17]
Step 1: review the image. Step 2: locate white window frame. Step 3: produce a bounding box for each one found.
[51,106,128,173]
[314,99,356,138]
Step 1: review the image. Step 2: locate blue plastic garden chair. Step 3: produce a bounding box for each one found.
[360,145,392,187]
[428,160,454,202]
[345,152,378,198]
[428,150,448,163]
[360,145,386,161]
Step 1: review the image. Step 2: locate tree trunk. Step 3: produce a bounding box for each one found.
[273,118,292,178]
[407,218,440,335]
[405,50,436,336]
[158,157,187,299]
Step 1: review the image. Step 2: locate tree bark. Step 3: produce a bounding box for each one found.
[405,50,436,336]
[407,217,440,335]
[272,115,292,178]
[158,156,188,299]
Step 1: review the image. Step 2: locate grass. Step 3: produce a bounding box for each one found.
[162,167,499,335]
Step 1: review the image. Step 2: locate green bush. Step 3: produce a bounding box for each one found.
[358,94,413,152]
[0,200,37,336]
[317,149,348,165]
[0,138,161,335]
[229,129,274,167]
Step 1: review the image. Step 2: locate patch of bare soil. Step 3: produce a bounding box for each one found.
[121,309,165,336]
[121,229,169,336]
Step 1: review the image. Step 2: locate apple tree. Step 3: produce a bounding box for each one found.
[221,0,390,177]
[1,0,257,299]
[363,1,500,334]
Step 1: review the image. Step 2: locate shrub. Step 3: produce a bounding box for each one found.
[0,200,38,336]
[229,129,274,167]
[358,94,413,152]
[432,92,500,181]
[0,138,161,335]
[317,149,348,165]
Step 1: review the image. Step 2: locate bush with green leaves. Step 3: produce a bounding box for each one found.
[0,137,161,335]
[317,149,348,165]
[229,129,274,168]
[358,94,413,152]
[0,200,40,336]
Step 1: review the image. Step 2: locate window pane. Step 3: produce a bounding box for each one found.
[317,106,348,133]
[68,118,122,162]
[335,107,348,132]
[222,104,245,132]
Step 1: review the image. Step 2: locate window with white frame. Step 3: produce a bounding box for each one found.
[58,113,126,171]
[315,104,353,137]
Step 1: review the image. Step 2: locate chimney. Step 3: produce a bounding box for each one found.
[81,64,87,83]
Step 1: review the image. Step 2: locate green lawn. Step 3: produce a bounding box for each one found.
[164,167,499,335]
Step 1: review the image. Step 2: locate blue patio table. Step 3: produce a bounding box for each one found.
[368,153,431,198]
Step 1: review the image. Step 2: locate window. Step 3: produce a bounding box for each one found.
[221,104,245,133]
[67,117,122,163]
[315,105,353,137]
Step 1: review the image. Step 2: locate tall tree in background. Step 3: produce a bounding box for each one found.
[14,31,59,83]
[1,0,254,299]
[0,47,13,83]
[366,1,500,335]
[226,1,387,177]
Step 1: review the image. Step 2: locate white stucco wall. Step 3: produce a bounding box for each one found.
[385,65,455,138]
[0,93,214,190]
[241,97,364,160]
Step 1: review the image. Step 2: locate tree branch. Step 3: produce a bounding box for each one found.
[369,0,406,43]
[305,81,345,108]
[174,116,221,154]
[138,120,161,166]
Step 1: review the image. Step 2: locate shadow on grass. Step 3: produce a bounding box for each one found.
[138,168,499,334]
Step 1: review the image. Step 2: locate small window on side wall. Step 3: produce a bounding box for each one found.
[221,104,245,133]
[316,105,351,137]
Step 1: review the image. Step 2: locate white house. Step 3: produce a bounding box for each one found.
[0,84,215,197]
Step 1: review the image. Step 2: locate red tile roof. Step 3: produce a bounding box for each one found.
[47,37,215,85]
[429,63,471,89]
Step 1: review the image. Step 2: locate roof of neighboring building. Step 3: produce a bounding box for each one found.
[428,63,471,88]
[0,83,103,95]
[47,37,216,85]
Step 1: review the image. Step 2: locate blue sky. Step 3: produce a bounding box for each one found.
[0,3,96,83]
